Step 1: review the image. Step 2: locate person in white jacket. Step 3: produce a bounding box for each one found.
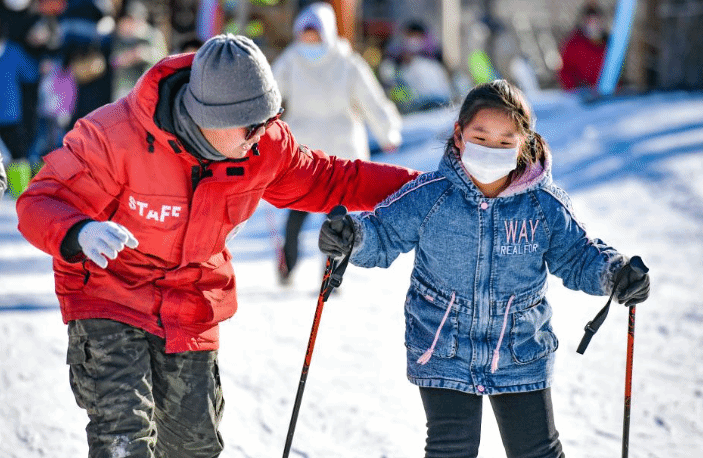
[272,2,403,284]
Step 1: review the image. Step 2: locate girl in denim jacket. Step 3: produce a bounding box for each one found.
[319,80,650,458]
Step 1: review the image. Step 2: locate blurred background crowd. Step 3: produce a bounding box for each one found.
[1,0,701,198]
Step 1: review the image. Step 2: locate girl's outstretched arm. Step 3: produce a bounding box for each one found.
[351,173,445,269]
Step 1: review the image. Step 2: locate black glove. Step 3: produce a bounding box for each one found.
[319,215,355,258]
[613,258,650,306]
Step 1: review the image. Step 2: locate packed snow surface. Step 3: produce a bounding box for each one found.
[1,90,702,457]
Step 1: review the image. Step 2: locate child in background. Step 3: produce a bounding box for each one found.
[379,20,453,113]
[30,51,77,162]
[318,79,650,457]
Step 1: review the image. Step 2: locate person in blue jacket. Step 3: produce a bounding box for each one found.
[0,16,39,196]
[318,79,650,458]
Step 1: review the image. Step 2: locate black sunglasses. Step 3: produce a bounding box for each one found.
[245,107,284,141]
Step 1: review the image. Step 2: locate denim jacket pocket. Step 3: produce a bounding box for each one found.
[509,299,559,364]
[404,286,458,359]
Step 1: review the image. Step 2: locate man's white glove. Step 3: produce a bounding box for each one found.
[77,221,139,268]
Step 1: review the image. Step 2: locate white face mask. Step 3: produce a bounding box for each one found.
[296,43,329,61]
[584,18,604,40]
[460,139,518,184]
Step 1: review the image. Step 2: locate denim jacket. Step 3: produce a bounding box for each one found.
[350,147,625,395]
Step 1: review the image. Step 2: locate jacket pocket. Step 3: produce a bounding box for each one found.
[66,333,92,410]
[45,148,117,216]
[111,190,190,263]
[66,334,88,365]
[404,286,458,359]
[509,299,558,364]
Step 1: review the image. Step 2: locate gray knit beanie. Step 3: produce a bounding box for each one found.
[183,34,282,128]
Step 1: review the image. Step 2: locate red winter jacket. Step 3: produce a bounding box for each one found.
[558,30,606,90]
[16,53,419,352]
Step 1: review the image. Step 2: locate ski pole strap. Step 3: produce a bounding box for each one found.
[577,273,624,355]
[322,244,353,301]
[329,251,351,289]
[576,292,614,354]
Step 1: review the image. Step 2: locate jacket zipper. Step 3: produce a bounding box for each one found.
[191,157,211,190]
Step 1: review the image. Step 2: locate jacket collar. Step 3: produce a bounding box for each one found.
[153,68,189,135]
[125,53,196,155]
[439,146,553,200]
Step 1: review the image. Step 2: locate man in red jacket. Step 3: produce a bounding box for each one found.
[558,3,608,90]
[16,34,419,457]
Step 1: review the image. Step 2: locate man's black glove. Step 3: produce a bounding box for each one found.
[319,215,355,258]
[613,257,650,306]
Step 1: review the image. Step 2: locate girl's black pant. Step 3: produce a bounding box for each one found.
[420,387,565,458]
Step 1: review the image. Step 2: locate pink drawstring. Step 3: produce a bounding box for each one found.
[491,295,515,373]
[417,292,456,365]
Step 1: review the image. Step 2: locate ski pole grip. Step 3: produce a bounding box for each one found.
[327,205,348,222]
[327,206,349,233]
[628,256,649,277]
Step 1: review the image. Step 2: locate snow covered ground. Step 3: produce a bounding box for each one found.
[2,90,703,457]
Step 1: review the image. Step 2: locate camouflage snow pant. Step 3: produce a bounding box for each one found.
[66,319,225,458]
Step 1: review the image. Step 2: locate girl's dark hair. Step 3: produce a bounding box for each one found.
[446,79,548,179]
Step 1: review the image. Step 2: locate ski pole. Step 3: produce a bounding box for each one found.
[282,205,350,458]
[622,256,648,458]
